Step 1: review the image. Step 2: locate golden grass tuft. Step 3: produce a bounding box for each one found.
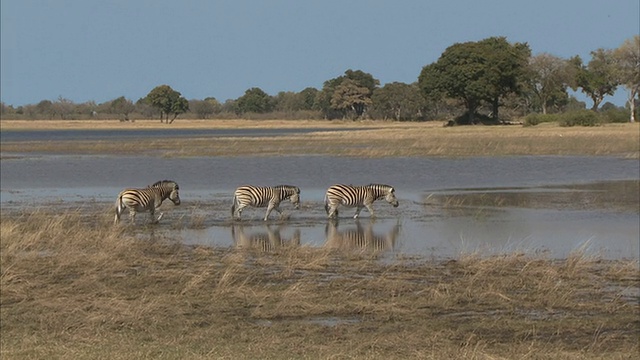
[1,208,638,359]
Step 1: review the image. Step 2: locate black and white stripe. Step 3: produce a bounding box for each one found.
[231,185,301,221]
[114,180,181,224]
[324,184,399,219]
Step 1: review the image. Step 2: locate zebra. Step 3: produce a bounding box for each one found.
[324,184,398,219]
[231,185,301,221]
[114,180,181,225]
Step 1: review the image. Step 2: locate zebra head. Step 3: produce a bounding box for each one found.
[277,185,300,209]
[289,186,301,209]
[384,186,399,207]
[151,180,181,205]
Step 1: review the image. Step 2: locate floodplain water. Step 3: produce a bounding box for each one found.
[2,152,638,260]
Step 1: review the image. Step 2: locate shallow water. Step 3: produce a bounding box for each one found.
[1,154,638,259]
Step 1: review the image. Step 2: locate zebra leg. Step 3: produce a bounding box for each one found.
[353,206,364,219]
[327,204,339,219]
[263,204,276,221]
[149,208,158,224]
[365,204,376,218]
[273,207,284,220]
[234,204,247,220]
[129,209,136,224]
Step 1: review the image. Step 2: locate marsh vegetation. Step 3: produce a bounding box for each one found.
[1,210,638,359]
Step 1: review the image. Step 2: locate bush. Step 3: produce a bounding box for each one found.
[523,113,558,126]
[600,108,631,123]
[558,110,601,127]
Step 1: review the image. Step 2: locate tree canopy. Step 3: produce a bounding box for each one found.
[419,37,530,124]
[570,49,620,111]
[145,85,189,123]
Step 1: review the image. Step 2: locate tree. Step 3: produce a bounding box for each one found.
[330,79,372,119]
[35,100,54,119]
[370,82,426,121]
[52,96,74,120]
[297,87,319,110]
[190,97,221,119]
[110,96,135,121]
[235,87,273,114]
[528,53,572,114]
[317,69,380,119]
[145,85,189,123]
[570,49,619,111]
[419,37,530,124]
[613,35,639,122]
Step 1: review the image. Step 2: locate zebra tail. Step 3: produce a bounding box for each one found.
[231,195,237,217]
[114,194,124,224]
[324,194,330,215]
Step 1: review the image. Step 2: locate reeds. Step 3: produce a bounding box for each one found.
[1,208,638,359]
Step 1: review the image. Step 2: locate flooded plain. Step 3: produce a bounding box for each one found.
[1,152,638,260]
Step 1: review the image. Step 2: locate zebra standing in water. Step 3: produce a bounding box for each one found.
[114,180,181,224]
[231,185,300,221]
[324,184,398,219]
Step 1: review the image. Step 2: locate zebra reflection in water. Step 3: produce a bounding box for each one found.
[231,224,301,252]
[324,220,400,252]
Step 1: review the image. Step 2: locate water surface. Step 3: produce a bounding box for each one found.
[2,154,637,259]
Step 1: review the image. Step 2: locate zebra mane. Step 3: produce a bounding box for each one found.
[367,183,393,190]
[150,180,178,189]
[277,185,300,193]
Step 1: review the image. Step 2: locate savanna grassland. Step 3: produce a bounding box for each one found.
[1,119,639,158]
[1,119,639,359]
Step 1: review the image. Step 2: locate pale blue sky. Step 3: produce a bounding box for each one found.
[1,0,638,107]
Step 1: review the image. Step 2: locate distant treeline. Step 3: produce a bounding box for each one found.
[2,36,638,124]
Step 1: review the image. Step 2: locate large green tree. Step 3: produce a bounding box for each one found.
[235,87,273,114]
[570,49,619,111]
[613,35,639,122]
[418,37,530,124]
[145,85,189,123]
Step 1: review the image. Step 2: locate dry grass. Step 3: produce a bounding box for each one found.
[1,209,638,359]
[1,119,638,158]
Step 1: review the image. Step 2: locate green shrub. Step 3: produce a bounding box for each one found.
[523,113,558,126]
[600,108,631,123]
[558,110,601,127]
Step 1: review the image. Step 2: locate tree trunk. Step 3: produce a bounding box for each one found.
[628,89,637,123]
[491,97,499,121]
[590,95,602,111]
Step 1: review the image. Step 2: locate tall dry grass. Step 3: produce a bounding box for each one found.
[1,208,638,359]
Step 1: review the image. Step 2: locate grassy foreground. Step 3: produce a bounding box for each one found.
[1,119,638,158]
[1,209,638,359]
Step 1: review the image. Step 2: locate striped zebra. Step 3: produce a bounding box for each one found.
[231,185,301,221]
[324,184,398,219]
[114,180,181,224]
